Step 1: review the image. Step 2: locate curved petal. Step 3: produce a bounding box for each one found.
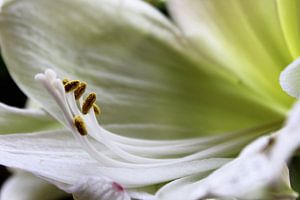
[0,0,284,139]
[280,57,300,98]
[68,176,130,200]
[156,175,207,200]
[277,0,300,59]
[0,172,68,200]
[168,0,294,110]
[0,103,60,134]
[0,129,229,188]
[128,190,156,200]
[156,100,300,200]
[156,166,298,200]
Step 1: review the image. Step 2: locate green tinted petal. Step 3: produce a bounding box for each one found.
[0,0,284,139]
[0,103,60,134]
[269,166,298,200]
[168,0,294,110]
[157,99,300,200]
[277,0,300,59]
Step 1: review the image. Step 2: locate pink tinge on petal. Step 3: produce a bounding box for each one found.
[66,176,130,200]
[112,181,125,192]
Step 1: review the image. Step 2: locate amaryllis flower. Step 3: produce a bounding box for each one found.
[0,0,300,199]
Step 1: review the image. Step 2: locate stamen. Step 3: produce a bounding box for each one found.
[62,78,69,85]
[64,80,80,92]
[74,115,88,136]
[93,103,101,115]
[82,93,96,114]
[74,82,87,100]
[37,69,243,168]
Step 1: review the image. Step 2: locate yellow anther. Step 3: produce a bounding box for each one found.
[74,82,87,100]
[74,115,88,136]
[82,93,97,115]
[62,78,69,85]
[64,80,80,92]
[93,103,101,115]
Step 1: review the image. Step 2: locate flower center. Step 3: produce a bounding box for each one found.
[35,69,277,169]
[35,69,185,168]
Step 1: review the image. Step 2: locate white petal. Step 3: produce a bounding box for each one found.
[0,130,101,184]
[128,190,156,200]
[271,100,300,163]
[0,0,284,139]
[156,164,297,200]
[0,130,227,198]
[0,103,60,134]
[0,172,68,200]
[25,99,42,109]
[193,154,280,199]
[68,176,130,200]
[156,174,208,200]
[277,1,300,59]
[158,154,278,200]
[280,58,300,98]
[0,129,229,188]
[156,99,300,200]
[168,0,294,111]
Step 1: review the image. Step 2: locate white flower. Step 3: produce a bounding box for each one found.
[1,0,300,199]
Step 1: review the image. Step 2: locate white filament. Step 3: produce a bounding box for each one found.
[35,69,280,169]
